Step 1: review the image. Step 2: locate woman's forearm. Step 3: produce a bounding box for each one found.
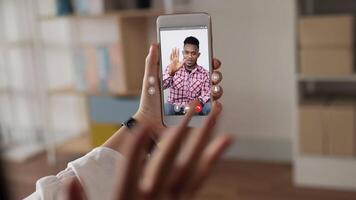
[102,126,133,156]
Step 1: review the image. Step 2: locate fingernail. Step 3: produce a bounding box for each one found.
[148,87,155,95]
[212,85,221,93]
[148,76,155,84]
[149,45,154,53]
[211,72,221,82]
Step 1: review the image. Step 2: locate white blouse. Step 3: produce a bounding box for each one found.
[25,147,124,200]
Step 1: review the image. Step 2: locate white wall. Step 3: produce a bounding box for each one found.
[175,0,297,161]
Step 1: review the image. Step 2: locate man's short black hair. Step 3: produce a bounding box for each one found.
[184,36,199,49]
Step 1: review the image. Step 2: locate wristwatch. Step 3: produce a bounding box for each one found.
[121,117,137,129]
[121,117,156,153]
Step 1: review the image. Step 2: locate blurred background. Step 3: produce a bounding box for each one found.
[1,0,356,199]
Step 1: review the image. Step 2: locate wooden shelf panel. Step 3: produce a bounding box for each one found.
[0,40,34,47]
[295,155,356,190]
[298,74,356,82]
[47,87,141,97]
[0,88,40,96]
[38,9,164,21]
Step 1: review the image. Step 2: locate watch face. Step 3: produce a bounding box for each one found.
[127,118,137,128]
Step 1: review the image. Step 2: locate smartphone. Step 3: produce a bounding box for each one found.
[157,13,213,127]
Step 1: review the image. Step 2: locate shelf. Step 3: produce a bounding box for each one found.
[294,155,356,190]
[0,40,34,47]
[47,87,141,97]
[40,42,123,50]
[0,88,39,96]
[56,132,91,154]
[3,130,88,162]
[40,9,157,97]
[47,87,86,95]
[0,88,9,94]
[298,74,356,82]
[38,9,164,21]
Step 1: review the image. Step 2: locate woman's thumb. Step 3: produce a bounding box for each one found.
[144,43,159,78]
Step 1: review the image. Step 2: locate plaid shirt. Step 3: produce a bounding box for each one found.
[163,64,211,107]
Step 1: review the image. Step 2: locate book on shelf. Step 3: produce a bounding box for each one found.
[107,44,126,94]
[76,43,126,95]
[73,48,87,91]
[37,0,57,16]
[39,0,148,17]
[83,46,99,92]
[2,0,32,42]
[96,46,110,92]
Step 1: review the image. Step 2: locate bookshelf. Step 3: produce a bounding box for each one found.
[0,0,46,162]
[39,9,162,96]
[0,0,163,163]
[294,0,356,190]
[37,8,163,161]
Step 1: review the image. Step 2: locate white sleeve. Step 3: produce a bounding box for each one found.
[25,147,124,200]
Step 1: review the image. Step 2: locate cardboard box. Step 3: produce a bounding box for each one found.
[299,48,354,75]
[324,101,356,156]
[299,103,326,155]
[300,101,356,156]
[299,15,355,48]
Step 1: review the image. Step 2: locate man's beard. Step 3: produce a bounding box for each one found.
[185,63,197,71]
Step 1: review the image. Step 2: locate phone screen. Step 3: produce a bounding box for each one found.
[160,26,211,116]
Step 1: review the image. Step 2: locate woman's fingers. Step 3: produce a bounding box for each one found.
[145,44,159,76]
[142,43,160,97]
[136,43,164,132]
[211,70,222,85]
[211,58,223,100]
[168,102,222,195]
[114,125,151,200]
[140,100,198,199]
[186,134,233,195]
[212,58,221,70]
[212,85,223,100]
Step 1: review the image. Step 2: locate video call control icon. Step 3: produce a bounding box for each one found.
[173,104,202,114]
[174,105,181,113]
[194,104,202,113]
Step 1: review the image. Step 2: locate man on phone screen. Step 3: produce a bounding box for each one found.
[162,36,211,115]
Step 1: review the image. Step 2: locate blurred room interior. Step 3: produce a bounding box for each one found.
[1,0,356,199]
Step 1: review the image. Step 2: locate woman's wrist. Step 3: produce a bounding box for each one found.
[101,125,133,156]
[133,110,165,133]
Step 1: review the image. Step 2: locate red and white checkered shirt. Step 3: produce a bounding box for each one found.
[162,64,211,107]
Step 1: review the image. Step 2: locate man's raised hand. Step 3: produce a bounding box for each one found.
[168,48,183,76]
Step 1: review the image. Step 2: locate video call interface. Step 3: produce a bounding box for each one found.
[160,26,211,116]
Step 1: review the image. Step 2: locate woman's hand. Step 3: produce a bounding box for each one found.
[133,43,224,135]
[67,102,233,200]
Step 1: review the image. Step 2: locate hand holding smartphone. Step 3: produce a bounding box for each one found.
[157,13,213,127]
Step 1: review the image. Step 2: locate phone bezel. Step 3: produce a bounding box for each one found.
[156,13,213,127]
